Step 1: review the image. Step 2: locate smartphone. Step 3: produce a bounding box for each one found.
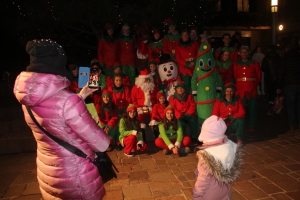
[88,67,101,88]
[78,67,90,88]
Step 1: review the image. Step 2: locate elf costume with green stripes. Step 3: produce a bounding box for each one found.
[191,40,223,128]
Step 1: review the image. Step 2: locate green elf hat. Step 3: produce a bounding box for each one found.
[101,89,111,98]
[156,90,165,100]
[122,23,130,30]
[152,27,160,35]
[164,19,176,27]
[68,64,79,71]
[222,47,230,53]
[104,23,114,30]
[175,79,186,90]
[112,62,121,71]
[127,104,137,113]
[224,82,236,92]
[148,60,156,66]
[164,105,174,115]
[189,27,198,33]
[239,45,249,52]
[91,58,99,66]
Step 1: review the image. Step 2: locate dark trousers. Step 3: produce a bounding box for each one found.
[284,84,300,128]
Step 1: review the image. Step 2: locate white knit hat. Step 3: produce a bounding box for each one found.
[198,115,227,143]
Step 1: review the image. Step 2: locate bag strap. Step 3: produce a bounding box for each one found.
[25,106,89,160]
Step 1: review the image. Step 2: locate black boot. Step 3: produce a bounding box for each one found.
[151,125,160,139]
[141,128,147,143]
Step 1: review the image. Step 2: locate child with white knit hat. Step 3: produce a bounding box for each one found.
[193,115,243,200]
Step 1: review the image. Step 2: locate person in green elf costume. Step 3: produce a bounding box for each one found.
[162,19,180,59]
[191,40,223,129]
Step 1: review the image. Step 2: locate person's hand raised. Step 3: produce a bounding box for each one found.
[78,82,99,99]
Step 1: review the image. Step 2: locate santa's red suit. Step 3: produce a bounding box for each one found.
[131,69,159,128]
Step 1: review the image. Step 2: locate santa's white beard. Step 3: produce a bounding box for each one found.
[135,77,155,92]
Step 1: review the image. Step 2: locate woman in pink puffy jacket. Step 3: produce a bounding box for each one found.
[13,39,110,200]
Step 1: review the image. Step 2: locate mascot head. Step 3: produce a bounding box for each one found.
[196,40,215,72]
[158,54,178,82]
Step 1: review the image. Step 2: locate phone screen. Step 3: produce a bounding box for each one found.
[89,68,101,88]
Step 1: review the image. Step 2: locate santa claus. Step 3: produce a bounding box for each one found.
[131,69,159,142]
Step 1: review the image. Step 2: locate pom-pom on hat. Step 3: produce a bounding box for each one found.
[127,104,137,113]
[164,19,176,27]
[198,115,227,143]
[104,23,114,30]
[139,69,150,78]
[152,27,160,35]
[164,105,174,115]
[69,64,79,71]
[25,39,72,82]
[156,90,165,100]
[102,89,111,98]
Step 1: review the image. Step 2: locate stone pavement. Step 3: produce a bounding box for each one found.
[0,97,300,200]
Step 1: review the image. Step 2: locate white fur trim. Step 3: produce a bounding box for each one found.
[175,142,181,148]
[192,91,197,94]
[137,140,144,145]
[144,91,151,107]
[132,130,137,135]
[216,87,222,90]
[168,143,175,150]
[140,123,146,128]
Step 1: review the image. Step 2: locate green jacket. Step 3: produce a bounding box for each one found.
[158,120,183,149]
[119,118,142,145]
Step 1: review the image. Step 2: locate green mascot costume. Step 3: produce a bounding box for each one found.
[191,40,222,128]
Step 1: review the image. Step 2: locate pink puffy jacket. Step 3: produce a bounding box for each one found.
[14,72,110,200]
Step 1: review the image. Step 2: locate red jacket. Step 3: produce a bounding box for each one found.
[107,85,131,114]
[162,33,180,58]
[169,94,196,119]
[151,103,167,121]
[106,75,131,89]
[97,38,118,68]
[233,59,261,99]
[131,86,159,109]
[118,36,135,66]
[211,97,245,120]
[95,104,118,129]
[148,40,162,64]
[214,46,239,65]
[175,40,199,76]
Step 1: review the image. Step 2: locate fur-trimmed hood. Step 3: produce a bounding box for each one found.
[196,142,243,184]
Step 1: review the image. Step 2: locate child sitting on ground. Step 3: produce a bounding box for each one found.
[119,104,148,157]
[155,105,191,156]
[193,115,243,200]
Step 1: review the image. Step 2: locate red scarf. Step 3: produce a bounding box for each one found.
[164,76,181,87]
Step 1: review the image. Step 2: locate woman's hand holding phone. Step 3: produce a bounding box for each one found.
[79,82,99,99]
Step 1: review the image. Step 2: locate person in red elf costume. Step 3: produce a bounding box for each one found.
[148,27,162,65]
[215,47,234,87]
[131,69,159,142]
[106,62,131,89]
[149,90,168,138]
[95,89,119,151]
[211,83,246,144]
[175,29,199,93]
[118,23,136,85]
[169,80,198,139]
[233,45,261,132]
[97,23,119,76]
[162,19,180,59]
[135,23,151,72]
[214,33,239,65]
[68,64,79,93]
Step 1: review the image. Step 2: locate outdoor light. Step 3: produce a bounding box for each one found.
[279,25,283,31]
[271,0,278,44]
[271,0,278,12]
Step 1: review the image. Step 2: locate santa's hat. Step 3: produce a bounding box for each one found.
[164,105,174,115]
[104,23,114,30]
[139,69,151,78]
[175,79,186,89]
[69,64,79,71]
[198,115,227,143]
[127,104,137,113]
[102,89,111,98]
[156,90,166,100]
[164,19,176,27]
[152,27,160,35]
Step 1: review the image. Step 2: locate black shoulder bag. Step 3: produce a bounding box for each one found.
[25,106,118,183]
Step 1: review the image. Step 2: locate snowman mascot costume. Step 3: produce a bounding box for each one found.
[158,54,182,101]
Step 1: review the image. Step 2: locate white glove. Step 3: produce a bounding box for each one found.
[149,120,158,126]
